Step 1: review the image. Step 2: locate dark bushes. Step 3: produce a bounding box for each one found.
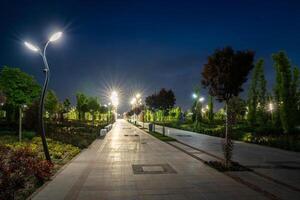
[0,145,53,200]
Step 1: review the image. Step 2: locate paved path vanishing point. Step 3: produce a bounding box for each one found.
[137,121,300,200]
[33,119,269,200]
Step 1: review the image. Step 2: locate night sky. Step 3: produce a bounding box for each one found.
[1,0,300,113]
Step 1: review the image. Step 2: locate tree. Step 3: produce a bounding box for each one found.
[273,51,299,133]
[87,97,100,124]
[291,67,300,126]
[207,95,214,123]
[0,90,6,105]
[145,89,175,135]
[76,93,89,121]
[45,90,59,120]
[0,66,41,124]
[202,46,254,167]
[247,59,267,126]
[58,98,71,122]
[0,67,41,142]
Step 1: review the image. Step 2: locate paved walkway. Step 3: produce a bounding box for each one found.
[137,122,300,199]
[33,120,266,200]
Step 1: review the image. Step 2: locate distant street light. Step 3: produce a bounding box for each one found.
[192,93,205,124]
[110,91,119,120]
[24,31,63,162]
[199,97,205,102]
[130,93,143,124]
[192,93,197,99]
[268,102,274,123]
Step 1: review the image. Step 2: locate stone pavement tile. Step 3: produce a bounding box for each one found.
[77,190,139,200]
[33,120,267,200]
[139,193,189,200]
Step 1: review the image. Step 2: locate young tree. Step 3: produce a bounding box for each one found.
[87,97,100,124]
[145,89,176,134]
[45,90,59,120]
[0,66,40,124]
[58,98,71,122]
[145,93,159,131]
[156,89,176,135]
[247,59,267,126]
[202,46,254,167]
[273,51,299,133]
[0,67,40,141]
[76,93,89,121]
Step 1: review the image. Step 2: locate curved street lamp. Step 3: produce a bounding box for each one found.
[24,31,63,162]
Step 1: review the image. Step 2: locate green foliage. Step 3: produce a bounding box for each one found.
[76,93,89,120]
[0,66,41,123]
[202,46,254,168]
[0,134,81,200]
[273,51,298,133]
[202,46,255,102]
[247,59,267,126]
[0,66,40,106]
[46,120,110,148]
[45,90,59,119]
[145,88,176,112]
[87,97,100,123]
[23,100,39,131]
[208,95,214,122]
[0,145,53,200]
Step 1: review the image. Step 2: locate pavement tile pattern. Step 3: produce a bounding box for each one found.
[33,120,268,200]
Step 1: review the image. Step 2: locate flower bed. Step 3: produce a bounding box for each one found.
[0,135,80,200]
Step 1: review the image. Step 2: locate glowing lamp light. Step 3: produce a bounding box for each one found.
[199,97,205,102]
[110,91,119,107]
[24,42,39,52]
[136,93,141,99]
[49,32,63,42]
[130,97,137,105]
[192,93,197,99]
[268,103,274,112]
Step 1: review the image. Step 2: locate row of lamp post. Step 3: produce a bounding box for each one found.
[130,93,142,124]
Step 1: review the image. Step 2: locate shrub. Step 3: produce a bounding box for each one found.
[0,145,53,200]
[23,131,36,140]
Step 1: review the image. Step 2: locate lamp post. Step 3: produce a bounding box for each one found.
[192,93,205,127]
[19,104,27,142]
[130,93,142,124]
[24,31,63,162]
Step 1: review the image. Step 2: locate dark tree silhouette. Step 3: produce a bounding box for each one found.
[145,88,176,135]
[202,46,254,167]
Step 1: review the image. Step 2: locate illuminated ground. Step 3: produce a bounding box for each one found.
[33,120,268,200]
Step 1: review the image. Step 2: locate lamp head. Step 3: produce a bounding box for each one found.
[49,31,63,42]
[24,41,39,52]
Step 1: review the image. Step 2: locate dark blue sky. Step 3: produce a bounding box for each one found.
[1,0,300,112]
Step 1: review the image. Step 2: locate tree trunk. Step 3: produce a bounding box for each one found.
[19,106,22,142]
[225,102,228,144]
[153,111,156,132]
[224,101,229,168]
[162,114,165,136]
